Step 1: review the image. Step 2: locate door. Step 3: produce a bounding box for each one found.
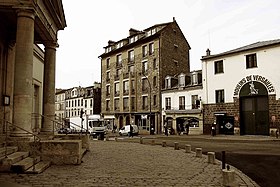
[240,96,269,135]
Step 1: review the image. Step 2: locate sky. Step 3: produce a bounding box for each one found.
[55,0,280,89]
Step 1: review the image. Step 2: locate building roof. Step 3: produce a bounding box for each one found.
[201,39,280,60]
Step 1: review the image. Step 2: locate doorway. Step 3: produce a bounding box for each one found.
[240,96,269,135]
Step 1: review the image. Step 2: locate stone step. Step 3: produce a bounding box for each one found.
[25,161,51,174]
[0,146,18,158]
[11,156,40,173]
[0,151,29,172]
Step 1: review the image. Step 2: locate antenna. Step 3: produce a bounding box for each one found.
[208,29,211,49]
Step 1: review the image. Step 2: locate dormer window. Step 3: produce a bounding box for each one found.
[116,42,123,49]
[129,35,138,43]
[191,73,198,85]
[105,46,112,53]
[165,76,171,89]
[178,74,185,87]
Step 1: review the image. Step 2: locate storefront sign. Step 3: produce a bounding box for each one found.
[233,75,275,96]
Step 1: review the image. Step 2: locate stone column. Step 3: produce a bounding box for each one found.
[12,9,35,136]
[41,42,57,133]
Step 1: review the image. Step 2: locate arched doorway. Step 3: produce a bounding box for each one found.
[239,81,269,135]
[119,116,124,129]
[125,116,130,125]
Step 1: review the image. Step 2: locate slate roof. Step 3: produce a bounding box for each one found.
[202,39,280,60]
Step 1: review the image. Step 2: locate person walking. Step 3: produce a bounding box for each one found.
[164,124,168,136]
[129,124,133,138]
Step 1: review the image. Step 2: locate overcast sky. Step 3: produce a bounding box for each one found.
[55,0,280,89]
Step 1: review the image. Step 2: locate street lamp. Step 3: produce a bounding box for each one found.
[140,72,152,134]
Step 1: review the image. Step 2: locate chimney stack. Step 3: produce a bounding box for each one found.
[129,28,139,36]
[108,40,115,45]
[206,48,211,56]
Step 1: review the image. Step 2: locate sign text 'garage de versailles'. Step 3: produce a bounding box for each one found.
[234,75,275,96]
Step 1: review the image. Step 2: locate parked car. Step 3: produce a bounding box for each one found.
[57,128,72,134]
[119,125,139,136]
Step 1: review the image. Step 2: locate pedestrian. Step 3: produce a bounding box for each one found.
[129,124,133,138]
[211,123,216,136]
[185,124,189,135]
[164,124,168,136]
[177,124,181,135]
[112,123,117,133]
[180,123,184,135]
[150,124,155,135]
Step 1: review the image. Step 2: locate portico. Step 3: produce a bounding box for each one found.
[0,0,66,137]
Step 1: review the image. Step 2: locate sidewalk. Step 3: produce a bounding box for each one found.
[0,139,260,187]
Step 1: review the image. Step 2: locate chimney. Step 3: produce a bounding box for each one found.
[206,48,211,56]
[129,28,139,36]
[108,40,115,45]
[173,17,176,22]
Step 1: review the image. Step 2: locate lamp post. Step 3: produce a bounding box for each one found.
[141,72,152,134]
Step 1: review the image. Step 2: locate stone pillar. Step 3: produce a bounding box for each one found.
[12,8,35,137]
[41,42,57,133]
[196,148,202,158]
[185,144,191,153]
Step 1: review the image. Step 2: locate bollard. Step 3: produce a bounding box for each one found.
[140,137,143,144]
[207,152,215,164]
[185,144,191,153]
[151,139,155,145]
[222,151,226,169]
[174,142,179,150]
[195,148,202,158]
[222,166,236,187]
[106,135,109,141]
[162,141,167,147]
[115,137,118,142]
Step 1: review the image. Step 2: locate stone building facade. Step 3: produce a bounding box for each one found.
[162,70,203,135]
[64,84,101,119]
[99,18,190,134]
[0,0,66,137]
[201,39,280,136]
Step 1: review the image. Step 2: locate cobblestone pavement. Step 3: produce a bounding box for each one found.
[0,138,260,187]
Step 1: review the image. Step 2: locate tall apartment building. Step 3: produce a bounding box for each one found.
[99,18,191,134]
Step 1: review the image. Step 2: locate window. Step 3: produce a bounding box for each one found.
[214,60,223,74]
[178,74,185,87]
[153,59,157,70]
[116,69,121,78]
[131,80,135,93]
[153,95,157,106]
[131,97,135,110]
[149,43,154,55]
[115,82,120,95]
[142,96,148,109]
[85,100,87,108]
[215,90,224,103]
[106,71,110,80]
[165,77,171,88]
[192,74,198,85]
[142,45,148,58]
[106,58,110,69]
[128,50,134,62]
[116,54,122,66]
[123,98,129,110]
[90,99,93,107]
[179,96,185,110]
[192,95,199,109]
[153,76,157,88]
[142,61,148,74]
[165,97,171,110]
[246,53,257,68]
[114,98,119,110]
[116,42,123,49]
[106,100,110,111]
[123,81,129,94]
[142,78,149,92]
[129,65,134,73]
[106,85,110,95]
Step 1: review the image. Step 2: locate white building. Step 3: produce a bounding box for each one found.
[162,70,203,135]
[201,39,280,136]
[55,89,66,120]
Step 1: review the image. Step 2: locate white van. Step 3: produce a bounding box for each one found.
[119,125,139,136]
